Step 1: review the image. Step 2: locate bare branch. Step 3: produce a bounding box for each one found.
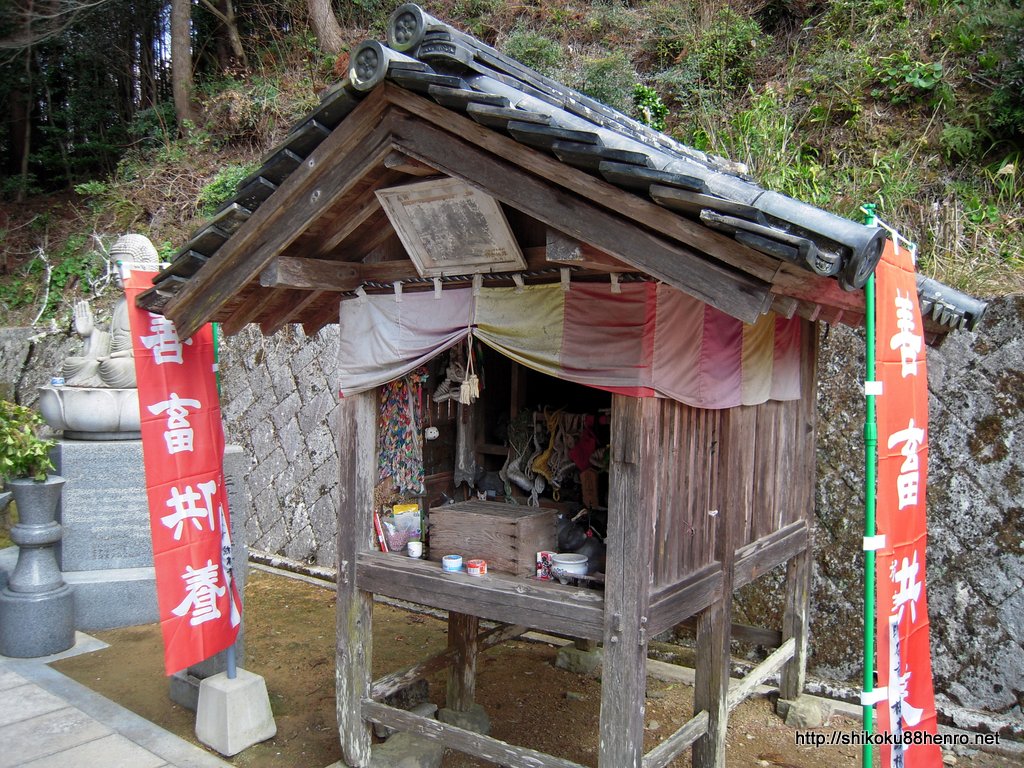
[0,0,116,54]
[196,0,230,27]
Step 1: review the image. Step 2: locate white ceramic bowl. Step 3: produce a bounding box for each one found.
[550,553,588,584]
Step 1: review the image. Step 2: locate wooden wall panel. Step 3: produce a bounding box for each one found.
[651,399,721,589]
[651,318,818,587]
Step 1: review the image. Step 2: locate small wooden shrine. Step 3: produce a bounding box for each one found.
[141,5,983,767]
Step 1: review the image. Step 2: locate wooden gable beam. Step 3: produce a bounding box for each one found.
[261,258,417,291]
[309,191,384,261]
[164,88,396,339]
[220,288,272,335]
[386,112,772,324]
[258,289,318,336]
[384,150,441,177]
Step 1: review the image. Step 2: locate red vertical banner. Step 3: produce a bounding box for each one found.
[123,269,241,675]
[873,240,941,766]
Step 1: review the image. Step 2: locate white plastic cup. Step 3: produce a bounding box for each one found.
[407,541,423,558]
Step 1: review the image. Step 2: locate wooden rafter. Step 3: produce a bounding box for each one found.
[164,88,397,338]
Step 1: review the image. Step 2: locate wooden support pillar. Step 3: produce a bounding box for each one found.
[336,390,377,767]
[693,405,755,768]
[446,612,480,712]
[781,319,818,701]
[780,543,812,699]
[598,395,657,768]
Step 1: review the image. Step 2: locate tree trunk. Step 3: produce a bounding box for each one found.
[306,0,343,56]
[13,0,34,202]
[171,0,196,137]
[221,0,247,68]
[9,86,29,184]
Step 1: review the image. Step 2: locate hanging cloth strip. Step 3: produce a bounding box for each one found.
[376,369,427,496]
[338,282,802,409]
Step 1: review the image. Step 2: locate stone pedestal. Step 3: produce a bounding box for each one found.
[48,438,156,630]
[0,441,249,634]
[0,476,75,658]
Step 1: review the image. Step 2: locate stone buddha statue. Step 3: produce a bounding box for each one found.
[61,234,158,389]
[40,234,160,439]
[62,299,135,387]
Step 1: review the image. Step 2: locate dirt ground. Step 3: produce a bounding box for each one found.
[51,567,1019,768]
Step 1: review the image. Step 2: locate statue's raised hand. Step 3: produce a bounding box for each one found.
[73,300,95,338]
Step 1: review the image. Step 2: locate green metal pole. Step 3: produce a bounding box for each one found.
[862,203,878,768]
[212,322,222,397]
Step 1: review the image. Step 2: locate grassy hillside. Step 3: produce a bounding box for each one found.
[1,0,1021,330]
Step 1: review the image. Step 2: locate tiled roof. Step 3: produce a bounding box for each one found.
[141,3,987,335]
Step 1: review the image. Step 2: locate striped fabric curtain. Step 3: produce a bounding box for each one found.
[337,282,802,409]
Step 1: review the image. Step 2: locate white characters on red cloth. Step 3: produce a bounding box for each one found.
[171,560,226,626]
[890,550,922,625]
[887,617,926,763]
[141,313,193,365]
[887,419,926,510]
[147,392,202,454]
[161,480,218,540]
[890,290,923,378]
[219,505,241,628]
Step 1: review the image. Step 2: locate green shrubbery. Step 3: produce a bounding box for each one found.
[197,163,259,217]
[0,401,55,483]
[504,27,564,77]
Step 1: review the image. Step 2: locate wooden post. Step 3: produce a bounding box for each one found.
[781,321,818,701]
[598,395,657,768]
[446,612,480,711]
[336,389,376,767]
[780,549,812,699]
[693,405,755,768]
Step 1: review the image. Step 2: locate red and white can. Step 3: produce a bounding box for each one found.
[536,551,555,580]
[466,559,487,576]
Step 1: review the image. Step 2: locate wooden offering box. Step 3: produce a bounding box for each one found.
[428,500,558,577]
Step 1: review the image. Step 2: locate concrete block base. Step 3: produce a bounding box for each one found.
[195,668,276,756]
[170,643,249,712]
[170,671,203,712]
